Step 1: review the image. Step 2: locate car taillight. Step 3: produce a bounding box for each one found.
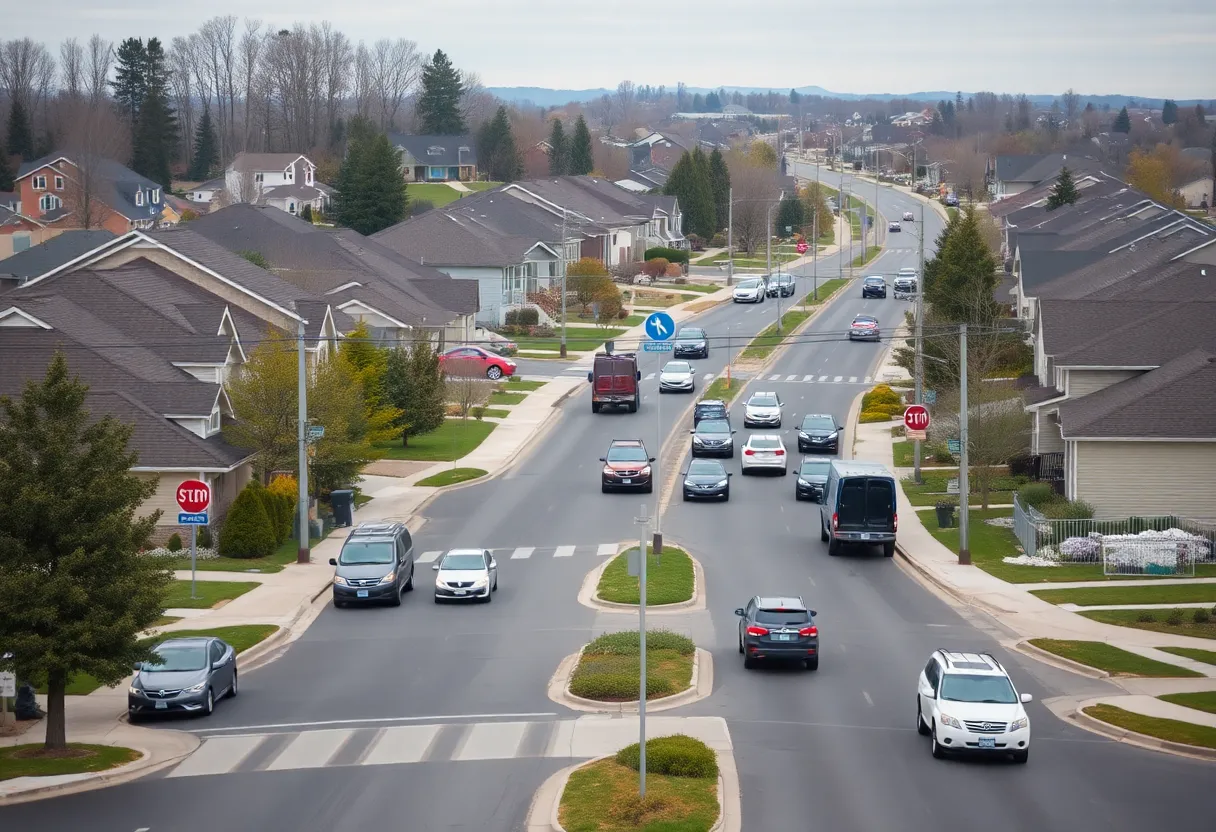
[799,626,818,637]
[774,449,785,456]
[744,449,755,455]
[832,512,839,531]
[745,626,768,636]
[893,513,898,531]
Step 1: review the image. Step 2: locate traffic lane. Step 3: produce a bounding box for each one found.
[513,356,578,378]
[0,758,568,832]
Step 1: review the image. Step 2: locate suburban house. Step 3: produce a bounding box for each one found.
[628,132,687,170]
[221,153,332,217]
[891,110,933,127]
[185,176,225,206]
[0,204,53,259]
[388,134,477,183]
[986,153,1102,201]
[185,204,478,344]
[1180,176,1212,210]
[11,153,170,234]
[0,229,115,287]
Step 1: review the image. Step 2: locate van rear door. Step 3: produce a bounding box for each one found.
[836,477,896,532]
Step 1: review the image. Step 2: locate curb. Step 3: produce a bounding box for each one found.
[549,647,714,714]
[1012,640,1111,680]
[577,544,707,614]
[1067,699,1216,762]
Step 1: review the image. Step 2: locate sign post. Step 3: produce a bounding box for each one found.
[643,312,675,552]
[176,479,212,600]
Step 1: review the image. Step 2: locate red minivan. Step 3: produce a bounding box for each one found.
[588,352,641,413]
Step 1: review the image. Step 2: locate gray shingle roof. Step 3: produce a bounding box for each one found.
[228,153,308,173]
[1059,350,1216,439]
[17,154,166,223]
[1044,298,1216,367]
[1022,384,1065,406]
[1020,250,1107,292]
[372,206,545,268]
[0,230,116,281]
[87,391,250,469]
[994,154,1102,184]
[388,134,477,168]
[1036,232,1214,300]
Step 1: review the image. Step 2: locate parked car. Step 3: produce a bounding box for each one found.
[861,276,887,299]
[433,548,498,603]
[944,193,959,207]
[849,315,881,341]
[917,650,1031,763]
[732,278,766,303]
[819,460,897,557]
[902,211,915,222]
[765,273,796,298]
[128,636,237,721]
[736,595,819,670]
[794,458,832,501]
[439,345,517,380]
[589,352,641,413]
[693,399,729,426]
[674,326,710,359]
[797,413,841,454]
[600,439,655,492]
[682,458,731,501]
[888,221,902,232]
[690,418,736,458]
[329,521,415,607]
[658,360,696,394]
[743,391,783,428]
[741,434,788,475]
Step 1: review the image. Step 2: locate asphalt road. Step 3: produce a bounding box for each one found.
[11,179,1216,830]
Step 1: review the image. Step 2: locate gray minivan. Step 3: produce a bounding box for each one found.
[819,460,897,557]
[330,522,415,607]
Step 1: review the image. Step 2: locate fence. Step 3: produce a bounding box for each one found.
[1011,494,1216,575]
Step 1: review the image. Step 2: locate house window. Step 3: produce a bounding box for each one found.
[254,172,264,184]
[428,166,446,180]
[39,194,61,212]
[135,191,143,206]
[54,176,65,190]
[209,409,221,433]
[12,232,31,253]
[288,202,297,214]
[305,169,313,185]
[32,175,46,190]
[152,189,160,204]
[286,167,294,180]
[427,146,443,156]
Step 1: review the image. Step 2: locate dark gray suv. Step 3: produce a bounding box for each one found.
[330,522,415,607]
[736,595,819,670]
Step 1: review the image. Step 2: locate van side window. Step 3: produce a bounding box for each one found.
[399,527,413,551]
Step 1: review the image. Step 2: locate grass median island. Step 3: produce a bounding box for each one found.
[702,376,743,404]
[415,467,486,487]
[1160,691,1216,715]
[559,735,720,832]
[851,245,882,267]
[1032,584,1216,607]
[597,546,694,605]
[161,580,260,609]
[739,309,813,361]
[1080,608,1216,640]
[570,630,696,702]
[514,327,627,352]
[801,278,847,307]
[0,743,142,782]
[1158,646,1216,667]
[373,418,495,462]
[1028,639,1203,677]
[1083,703,1216,750]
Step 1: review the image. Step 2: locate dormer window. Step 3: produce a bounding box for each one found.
[32,175,46,190]
[209,408,221,433]
[305,169,313,185]
[427,146,443,156]
[152,189,160,204]
[286,167,294,180]
[254,172,264,184]
[135,191,143,206]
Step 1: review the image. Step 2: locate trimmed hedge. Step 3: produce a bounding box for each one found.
[644,247,689,265]
[861,384,904,412]
[569,629,696,702]
[1017,482,1058,511]
[218,483,276,559]
[860,409,895,423]
[166,533,183,552]
[615,734,718,779]
[504,307,540,326]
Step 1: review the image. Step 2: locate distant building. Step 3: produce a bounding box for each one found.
[388,134,478,183]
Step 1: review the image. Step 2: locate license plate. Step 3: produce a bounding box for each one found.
[772,634,792,641]
[357,590,369,598]
[622,479,631,484]
[860,533,870,540]
[978,736,995,749]
[455,589,467,596]
[155,701,167,710]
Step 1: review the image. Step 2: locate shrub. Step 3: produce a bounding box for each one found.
[1017,482,1059,511]
[534,323,555,338]
[1039,499,1095,520]
[670,275,688,284]
[197,525,213,548]
[643,246,689,265]
[410,199,435,216]
[664,263,683,278]
[471,406,485,421]
[1193,609,1211,624]
[245,478,286,545]
[861,384,904,412]
[166,533,183,552]
[617,306,630,320]
[686,233,704,252]
[267,475,298,542]
[642,258,670,279]
[570,667,673,700]
[504,307,540,327]
[218,483,276,559]
[584,629,695,655]
[1136,612,1156,623]
[615,735,718,779]
[1166,609,1185,626]
[932,446,955,464]
[860,409,893,423]
[445,404,462,417]
[709,232,727,248]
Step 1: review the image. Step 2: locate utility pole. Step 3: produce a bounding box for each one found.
[296,321,310,564]
[635,504,650,799]
[913,201,926,483]
[560,209,568,359]
[813,162,820,300]
[958,323,971,565]
[726,188,734,287]
[766,201,777,331]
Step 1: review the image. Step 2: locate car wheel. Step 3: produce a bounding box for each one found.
[628,401,638,413]
[203,687,214,717]
[682,491,689,501]
[592,402,601,414]
[883,541,896,558]
[128,711,143,724]
[485,587,493,603]
[743,654,756,669]
[601,483,610,493]
[828,536,840,556]
[738,633,744,654]
[493,576,498,592]
[820,522,829,542]
[389,586,402,607]
[229,670,238,698]
[917,701,930,735]
[795,492,803,502]
[1012,749,1029,764]
[805,656,819,671]
[434,595,442,604]
[781,468,788,476]
[486,366,503,380]
[723,488,729,501]
[334,598,345,608]
[404,570,414,591]
[931,723,946,759]
[727,449,735,459]
[644,482,653,494]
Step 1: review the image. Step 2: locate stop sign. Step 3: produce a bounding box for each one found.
[796,240,809,254]
[904,405,931,431]
[176,479,211,514]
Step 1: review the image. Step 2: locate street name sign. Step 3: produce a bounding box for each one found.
[0,671,15,697]
[643,342,674,352]
[308,425,325,441]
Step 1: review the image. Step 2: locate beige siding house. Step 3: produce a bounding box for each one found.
[1070,441,1216,517]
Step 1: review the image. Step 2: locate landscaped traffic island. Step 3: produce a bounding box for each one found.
[596,546,695,606]
[569,631,695,702]
[558,734,720,832]
[0,743,141,782]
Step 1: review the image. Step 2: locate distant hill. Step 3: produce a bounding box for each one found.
[487,87,613,107]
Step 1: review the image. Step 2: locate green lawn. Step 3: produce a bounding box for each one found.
[1032,584,1216,607]
[488,391,527,406]
[893,440,914,467]
[739,309,813,361]
[946,206,959,221]
[407,182,464,207]
[162,580,260,609]
[1083,704,1216,750]
[514,327,626,352]
[463,181,502,191]
[559,757,719,832]
[161,534,324,574]
[480,408,510,419]
[0,744,142,782]
[597,546,695,605]
[801,278,847,306]
[851,246,882,267]
[702,376,743,404]
[653,282,720,293]
[574,312,645,326]
[1158,646,1216,666]
[415,467,487,487]
[570,631,696,703]
[1159,691,1216,715]
[630,291,685,308]
[1080,608,1216,640]
[900,469,1020,507]
[505,378,547,392]
[373,419,495,461]
[1028,639,1202,677]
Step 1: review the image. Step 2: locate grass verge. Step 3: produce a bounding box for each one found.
[162,580,260,610]
[739,309,812,361]
[0,744,142,781]
[800,278,847,307]
[1028,639,1202,677]
[404,182,464,207]
[851,245,882,267]
[373,419,495,462]
[570,630,695,702]
[462,181,502,191]
[597,546,694,605]
[415,467,486,487]
[702,376,743,405]
[1080,608,1216,640]
[1031,584,1216,607]
[1159,691,1216,715]
[653,282,719,293]
[161,534,324,574]
[1083,704,1216,750]
[1157,646,1216,666]
[514,328,626,352]
[559,756,719,832]
[488,391,527,406]
[505,378,547,392]
[480,408,510,419]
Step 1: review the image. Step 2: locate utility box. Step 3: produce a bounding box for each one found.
[330,490,354,527]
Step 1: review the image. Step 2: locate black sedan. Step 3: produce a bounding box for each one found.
[682,459,731,501]
[690,418,736,458]
[793,458,831,501]
[861,276,887,299]
[694,399,729,425]
[765,273,796,298]
[128,636,237,721]
[736,595,820,670]
[673,326,710,358]
[797,413,840,453]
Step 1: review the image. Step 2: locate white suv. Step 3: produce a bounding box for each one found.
[916,650,1032,764]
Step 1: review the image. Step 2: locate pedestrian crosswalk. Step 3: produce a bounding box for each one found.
[642,372,717,381]
[758,374,872,385]
[417,543,621,564]
[167,718,585,778]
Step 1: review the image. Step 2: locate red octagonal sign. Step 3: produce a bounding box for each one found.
[176,479,211,514]
[904,405,931,431]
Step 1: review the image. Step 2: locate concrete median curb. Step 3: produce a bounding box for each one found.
[548,647,713,714]
[1063,697,1216,762]
[576,543,706,614]
[1012,640,1111,680]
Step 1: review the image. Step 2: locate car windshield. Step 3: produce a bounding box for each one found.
[663,362,691,374]
[750,438,782,449]
[799,460,831,476]
[698,420,730,435]
[677,329,703,340]
[146,644,208,672]
[750,395,778,407]
[439,553,486,571]
[853,317,876,325]
[939,674,1018,704]
[688,460,724,476]
[802,416,836,431]
[865,277,884,285]
[607,446,648,462]
[339,541,395,565]
[756,609,810,626]
[738,279,761,289]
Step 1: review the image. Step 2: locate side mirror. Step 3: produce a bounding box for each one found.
[649,457,656,463]
[727,472,733,477]
[1020,692,1033,704]
[731,429,737,434]
[133,663,143,672]
[734,608,746,617]
[598,457,606,462]
[689,429,695,434]
[636,371,642,381]
[809,610,817,616]
[489,559,497,568]
[432,564,441,571]
[328,558,337,566]
[587,371,593,383]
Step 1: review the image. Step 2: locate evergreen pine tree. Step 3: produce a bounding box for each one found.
[188,106,218,181]
[6,99,35,159]
[1112,106,1132,133]
[1161,100,1178,125]
[708,147,731,232]
[415,49,467,135]
[705,91,721,111]
[131,86,175,190]
[547,119,568,176]
[0,150,13,191]
[568,116,594,176]
[687,147,716,239]
[925,208,999,325]
[111,37,148,123]
[476,106,523,182]
[1045,166,1079,211]
[334,118,408,236]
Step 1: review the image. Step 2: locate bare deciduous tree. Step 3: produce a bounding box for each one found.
[318,24,352,142]
[726,150,780,254]
[0,38,57,115]
[168,37,197,169]
[459,70,496,132]
[934,382,1030,509]
[366,38,419,132]
[58,39,83,100]
[1061,88,1081,124]
[615,80,636,125]
[444,369,493,421]
[84,35,112,106]
[58,100,131,229]
[237,19,265,153]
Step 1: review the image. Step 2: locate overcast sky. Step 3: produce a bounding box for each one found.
[10,0,1216,99]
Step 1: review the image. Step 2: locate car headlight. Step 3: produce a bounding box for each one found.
[798,431,809,439]
[939,713,962,729]
[472,576,488,588]
[1010,716,1028,731]
[827,431,838,440]
[185,681,207,693]
[128,686,142,696]
[603,465,614,474]
[714,479,728,488]
[692,436,704,445]
[797,478,810,486]
[333,575,348,586]
[640,466,652,476]
[378,570,396,585]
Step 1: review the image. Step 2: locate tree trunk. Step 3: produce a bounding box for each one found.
[44,670,68,750]
[400,429,409,447]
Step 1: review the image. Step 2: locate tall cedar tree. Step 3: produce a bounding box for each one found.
[111,37,148,122]
[775,196,805,238]
[1161,100,1178,125]
[334,118,408,235]
[416,50,467,135]
[476,106,523,182]
[0,149,13,191]
[0,352,170,749]
[382,340,445,445]
[708,147,731,231]
[547,119,569,176]
[925,207,999,325]
[568,116,594,175]
[1045,166,1078,211]
[131,85,176,190]
[1112,106,1132,134]
[6,99,35,159]
[920,211,961,307]
[188,105,219,181]
[663,150,715,238]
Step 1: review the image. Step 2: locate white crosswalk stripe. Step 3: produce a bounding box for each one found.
[785,374,798,381]
[803,375,815,382]
[848,376,857,383]
[414,544,627,561]
[703,373,714,381]
[553,545,576,558]
[833,376,843,382]
[597,543,618,557]
[510,547,534,560]
[362,725,441,766]
[818,375,828,382]
[417,551,443,564]
[864,376,873,383]
[768,374,780,381]
[644,372,656,380]
[265,729,350,771]
[167,735,263,778]
[454,722,528,761]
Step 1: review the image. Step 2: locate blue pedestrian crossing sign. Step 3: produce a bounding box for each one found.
[644,311,675,341]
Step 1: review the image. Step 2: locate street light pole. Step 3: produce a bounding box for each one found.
[958,323,971,565]
[560,210,568,359]
[726,187,734,287]
[296,320,310,563]
[913,201,926,483]
[766,201,778,333]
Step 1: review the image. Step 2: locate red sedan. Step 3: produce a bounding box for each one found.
[439,345,517,380]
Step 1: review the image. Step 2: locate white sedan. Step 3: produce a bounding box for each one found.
[658,360,696,393]
[741,434,788,475]
[433,549,498,603]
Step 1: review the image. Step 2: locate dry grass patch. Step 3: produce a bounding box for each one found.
[559,757,719,832]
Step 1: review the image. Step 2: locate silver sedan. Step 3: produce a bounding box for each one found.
[659,360,696,393]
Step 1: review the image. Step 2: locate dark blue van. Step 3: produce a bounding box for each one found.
[819,460,897,557]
